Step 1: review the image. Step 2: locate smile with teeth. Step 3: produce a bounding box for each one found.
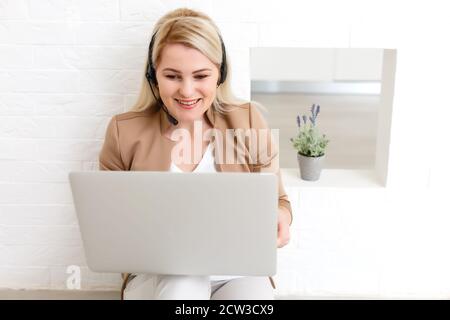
[176,98,201,108]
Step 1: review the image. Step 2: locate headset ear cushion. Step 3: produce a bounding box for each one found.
[220,63,227,85]
[151,66,157,86]
[218,35,227,85]
[146,62,157,87]
[146,33,158,86]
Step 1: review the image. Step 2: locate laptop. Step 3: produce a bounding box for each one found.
[68,171,278,276]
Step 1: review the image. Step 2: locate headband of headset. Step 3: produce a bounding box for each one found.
[145,29,227,88]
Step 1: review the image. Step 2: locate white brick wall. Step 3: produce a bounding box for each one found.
[1,0,450,298]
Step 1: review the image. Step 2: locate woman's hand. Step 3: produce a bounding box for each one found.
[277,207,291,248]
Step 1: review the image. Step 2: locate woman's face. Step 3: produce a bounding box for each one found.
[155,43,220,124]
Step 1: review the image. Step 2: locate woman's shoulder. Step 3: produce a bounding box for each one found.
[108,108,158,131]
[104,108,159,141]
[218,101,269,129]
[113,107,156,122]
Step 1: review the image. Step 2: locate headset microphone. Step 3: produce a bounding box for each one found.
[161,102,179,126]
[146,79,179,126]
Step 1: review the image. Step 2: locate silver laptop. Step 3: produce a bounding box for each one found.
[68,171,278,276]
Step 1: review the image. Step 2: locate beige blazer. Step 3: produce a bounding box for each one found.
[98,102,292,298]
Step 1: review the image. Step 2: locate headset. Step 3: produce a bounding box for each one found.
[145,29,228,126]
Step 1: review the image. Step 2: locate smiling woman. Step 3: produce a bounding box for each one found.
[99,7,293,301]
[130,8,244,116]
[156,43,218,124]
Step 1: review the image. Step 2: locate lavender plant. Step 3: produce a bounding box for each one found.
[290,104,329,157]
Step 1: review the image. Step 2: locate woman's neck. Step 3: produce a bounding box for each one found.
[163,114,213,142]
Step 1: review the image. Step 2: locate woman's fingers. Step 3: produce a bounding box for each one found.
[277,220,291,248]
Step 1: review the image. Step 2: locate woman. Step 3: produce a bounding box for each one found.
[99,7,293,300]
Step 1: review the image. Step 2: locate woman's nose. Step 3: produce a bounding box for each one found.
[178,79,196,97]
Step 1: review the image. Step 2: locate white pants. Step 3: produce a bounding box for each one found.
[123,274,274,300]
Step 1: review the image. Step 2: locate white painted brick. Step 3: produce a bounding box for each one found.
[0,70,80,93]
[33,46,146,70]
[0,160,82,183]
[119,0,192,22]
[35,140,103,162]
[350,23,404,49]
[32,94,124,116]
[258,22,350,48]
[28,0,119,21]
[0,116,36,138]
[0,267,50,290]
[0,116,109,139]
[281,0,352,25]
[273,269,303,297]
[79,70,142,94]
[0,139,103,161]
[216,22,258,48]
[274,252,305,296]
[0,22,75,45]
[0,205,78,226]
[74,22,152,45]
[0,245,87,267]
[346,0,405,32]
[183,0,214,18]
[77,0,119,21]
[0,94,34,116]
[0,225,82,246]
[119,0,166,21]
[303,263,380,298]
[32,46,82,70]
[27,0,75,20]
[0,46,33,69]
[37,140,103,161]
[124,94,139,110]
[210,0,266,23]
[0,0,28,19]
[161,0,191,11]
[0,139,37,160]
[304,249,380,297]
[0,182,73,205]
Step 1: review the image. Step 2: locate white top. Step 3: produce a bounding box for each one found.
[170,143,244,282]
[170,143,216,174]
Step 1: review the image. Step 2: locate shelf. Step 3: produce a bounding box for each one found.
[280,168,384,188]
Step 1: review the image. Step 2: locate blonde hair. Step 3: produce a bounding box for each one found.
[129,8,248,114]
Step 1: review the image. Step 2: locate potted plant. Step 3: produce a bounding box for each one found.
[290,104,330,181]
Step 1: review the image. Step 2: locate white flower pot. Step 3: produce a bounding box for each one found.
[297,153,325,181]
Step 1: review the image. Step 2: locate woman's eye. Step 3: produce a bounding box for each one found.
[165,75,209,80]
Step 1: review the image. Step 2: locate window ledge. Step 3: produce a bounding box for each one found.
[281,168,384,188]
